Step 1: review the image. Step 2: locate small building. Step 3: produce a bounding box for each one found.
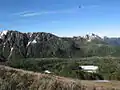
[79,65,98,73]
[44,70,51,74]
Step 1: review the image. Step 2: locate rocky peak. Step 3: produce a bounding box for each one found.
[0,30,8,39]
[1,30,117,62]
[84,33,102,42]
[0,30,64,60]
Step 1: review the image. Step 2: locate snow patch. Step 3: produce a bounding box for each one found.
[0,30,8,38]
[80,66,98,70]
[80,65,98,73]
[11,47,14,52]
[29,33,33,37]
[87,39,91,42]
[27,41,32,47]
[44,70,51,74]
[32,39,37,44]
[2,30,8,35]
[27,40,37,47]
[8,47,14,59]
[3,43,6,47]
[0,30,8,36]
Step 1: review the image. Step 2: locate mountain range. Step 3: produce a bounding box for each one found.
[0,30,120,62]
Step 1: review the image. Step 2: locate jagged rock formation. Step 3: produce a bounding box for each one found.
[0,30,120,61]
[0,30,88,61]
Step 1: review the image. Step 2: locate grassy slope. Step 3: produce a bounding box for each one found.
[0,65,119,90]
[81,80,120,90]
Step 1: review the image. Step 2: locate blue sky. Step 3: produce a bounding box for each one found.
[0,0,120,37]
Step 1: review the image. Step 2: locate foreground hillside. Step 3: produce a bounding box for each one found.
[0,65,119,90]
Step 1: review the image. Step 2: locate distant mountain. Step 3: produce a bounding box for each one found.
[0,30,120,61]
[83,33,120,46]
[104,36,120,45]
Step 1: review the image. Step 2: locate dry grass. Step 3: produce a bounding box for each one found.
[81,80,120,90]
[0,65,119,90]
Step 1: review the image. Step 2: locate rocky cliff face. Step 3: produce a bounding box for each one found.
[0,30,87,61]
[0,30,120,61]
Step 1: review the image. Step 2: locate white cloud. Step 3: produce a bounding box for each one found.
[13,7,79,17]
[21,12,41,17]
[13,4,100,17]
[12,11,31,15]
[19,11,57,17]
[13,11,41,17]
